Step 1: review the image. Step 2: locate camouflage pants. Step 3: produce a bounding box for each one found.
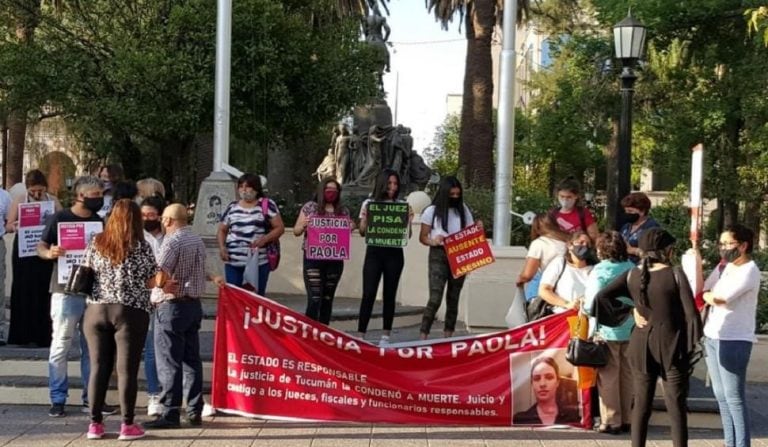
[420,247,466,335]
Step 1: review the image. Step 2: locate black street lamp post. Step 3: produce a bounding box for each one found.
[613,12,646,229]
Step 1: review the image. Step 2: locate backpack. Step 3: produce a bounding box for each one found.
[261,198,280,271]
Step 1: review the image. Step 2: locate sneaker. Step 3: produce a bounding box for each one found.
[187,414,202,426]
[147,394,163,417]
[118,423,146,441]
[87,422,105,440]
[142,417,181,429]
[202,403,216,417]
[48,404,65,418]
[82,404,117,415]
[379,335,390,347]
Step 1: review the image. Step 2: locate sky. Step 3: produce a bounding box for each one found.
[379,0,466,152]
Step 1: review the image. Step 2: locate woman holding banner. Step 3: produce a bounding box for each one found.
[538,231,594,313]
[218,173,284,295]
[5,169,62,347]
[294,177,353,324]
[357,169,413,345]
[418,176,476,340]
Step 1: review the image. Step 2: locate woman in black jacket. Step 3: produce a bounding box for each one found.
[594,228,702,447]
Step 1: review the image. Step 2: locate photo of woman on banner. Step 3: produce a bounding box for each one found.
[512,353,580,425]
[418,176,479,340]
[293,177,354,324]
[357,169,414,345]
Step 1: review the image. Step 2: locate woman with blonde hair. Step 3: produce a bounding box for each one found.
[136,178,166,201]
[82,199,157,440]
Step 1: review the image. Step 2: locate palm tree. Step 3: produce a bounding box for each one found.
[426,0,529,188]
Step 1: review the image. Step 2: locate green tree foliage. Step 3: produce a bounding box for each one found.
[423,113,460,176]
[0,0,378,200]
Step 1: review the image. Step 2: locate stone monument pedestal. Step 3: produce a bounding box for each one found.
[192,171,236,298]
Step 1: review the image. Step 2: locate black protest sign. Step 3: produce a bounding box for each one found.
[365,202,409,247]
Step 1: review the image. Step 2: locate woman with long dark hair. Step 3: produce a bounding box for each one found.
[218,173,285,295]
[357,169,413,345]
[418,176,476,339]
[595,228,702,447]
[293,177,353,324]
[5,169,62,347]
[83,199,157,440]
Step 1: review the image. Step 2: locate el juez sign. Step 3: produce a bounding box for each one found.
[365,201,409,247]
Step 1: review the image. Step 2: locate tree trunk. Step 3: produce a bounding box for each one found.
[459,0,495,188]
[6,110,27,186]
[7,1,40,187]
[604,117,619,230]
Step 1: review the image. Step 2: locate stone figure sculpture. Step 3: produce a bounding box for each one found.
[362,4,391,95]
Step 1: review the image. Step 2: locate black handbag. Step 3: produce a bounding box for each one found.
[526,257,566,322]
[64,264,95,295]
[565,292,608,367]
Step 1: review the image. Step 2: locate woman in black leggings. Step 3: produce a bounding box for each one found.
[357,169,413,345]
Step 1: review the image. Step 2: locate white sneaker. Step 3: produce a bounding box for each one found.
[202,403,216,417]
[147,394,163,417]
[379,335,390,347]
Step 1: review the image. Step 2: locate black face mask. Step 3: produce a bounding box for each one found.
[448,197,461,208]
[82,197,104,214]
[144,220,161,232]
[571,245,590,261]
[625,213,641,224]
[719,247,740,263]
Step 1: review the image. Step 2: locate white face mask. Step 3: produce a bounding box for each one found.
[559,198,576,210]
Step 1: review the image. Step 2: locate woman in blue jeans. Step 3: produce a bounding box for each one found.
[218,173,285,295]
[702,224,761,447]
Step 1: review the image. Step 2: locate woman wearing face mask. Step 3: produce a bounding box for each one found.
[218,173,285,296]
[357,169,414,345]
[418,176,478,340]
[619,192,659,263]
[97,164,124,218]
[594,228,702,447]
[294,177,353,324]
[701,225,760,447]
[550,177,599,243]
[5,170,62,347]
[538,231,594,313]
[513,356,579,425]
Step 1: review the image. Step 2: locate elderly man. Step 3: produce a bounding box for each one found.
[37,176,111,418]
[144,203,208,429]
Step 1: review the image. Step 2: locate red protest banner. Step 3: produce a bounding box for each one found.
[443,223,495,278]
[211,286,588,426]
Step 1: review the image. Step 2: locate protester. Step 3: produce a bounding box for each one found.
[37,176,106,417]
[513,356,579,425]
[516,213,569,301]
[594,228,702,447]
[97,164,124,218]
[583,231,635,434]
[418,176,477,339]
[136,178,166,202]
[293,178,352,324]
[218,173,284,295]
[0,182,10,345]
[619,192,659,263]
[5,171,54,346]
[140,195,166,417]
[702,225,760,447]
[549,177,599,242]
[357,169,413,345]
[538,231,593,313]
[143,204,207,429]
[83,200,157,440]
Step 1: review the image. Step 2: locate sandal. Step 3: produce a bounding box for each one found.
[594,424,622,435]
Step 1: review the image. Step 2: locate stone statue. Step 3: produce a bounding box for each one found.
[362,4,391,95]
[332,124,352,183]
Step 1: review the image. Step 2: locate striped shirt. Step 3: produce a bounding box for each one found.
[157,226,206,299]
[221,199,279,267]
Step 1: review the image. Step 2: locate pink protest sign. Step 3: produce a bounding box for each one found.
[17,201,56,258]
[58,223,87,250]
[305,215,351,260]
[57,221,103,284]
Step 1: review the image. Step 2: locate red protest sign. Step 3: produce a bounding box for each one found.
[211,286,587,426]
[443,223,495,278]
